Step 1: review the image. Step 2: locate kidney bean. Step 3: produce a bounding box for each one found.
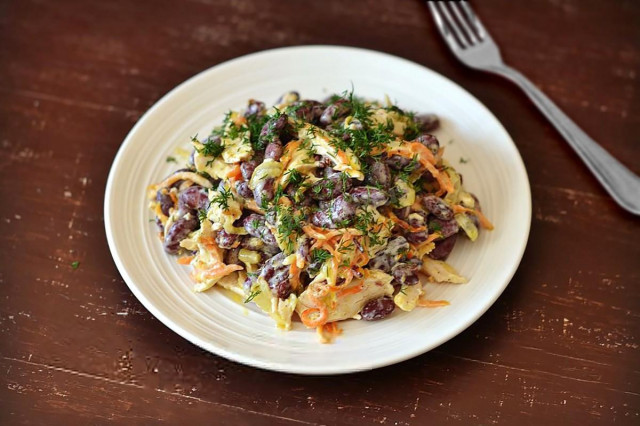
[310,172,352,201]
[244,99,265,117]
[290,100,324,123]
[415,134,440,156]
[360,296,395,321]
[156,190,173,216]
[405,213,429,244]
[428,234,458,260]
[365,160,391,188]
[216,229,238,249]
[243,214,278,246]
[319,99,350,126]
[240,160,258,181]
[421,195,453,220]
[349,186,389,207]
[393,207,410,220]
[163,215,199,254]
[368,255,391,272]
[429,218,459,238]
[391,262,420,286]
[330,196,357,224]
[235,181,253,199]
[385,154,412,170]
[259,113,294,145]
[253,178,275,208]
[296,235,311,263]
[415,113,439,132]
[311,210,337,229]
[264,142,283,161]
[178,186,209,212]
[259,253,292,299]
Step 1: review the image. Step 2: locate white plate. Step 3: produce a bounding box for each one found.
[105,45,531,375]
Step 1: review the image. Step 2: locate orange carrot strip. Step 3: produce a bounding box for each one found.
[417,299,450,308]
[226,165,242,180]
[280,140,301,168]
[452,205,494,230]
[300,307,328,328]
[177,256,194,265]
[289,261,301,291]
[336,282,364,298]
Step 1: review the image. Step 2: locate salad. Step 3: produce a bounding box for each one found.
[148,90,493,342]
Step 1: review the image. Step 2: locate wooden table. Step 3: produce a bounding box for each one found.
[1,0,638,424]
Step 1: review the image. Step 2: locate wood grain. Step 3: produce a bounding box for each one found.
[1,0,638,424]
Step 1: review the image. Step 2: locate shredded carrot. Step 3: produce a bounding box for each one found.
[387,141,436,166]
[226,165,242,180]
[316,322,342,343]
[303,225,341,240]
[336,150,349,163]
[168,190,178,204]
[387,210,427,232]
[177,256,194,265]
[452,205,494,230]
[200,236,224,263]
[417,299,450,308]
[200,263,243,279]
[279,140,301,168]
[289,261,301,291]
[233,115,248,127]
[335,282,364,298]
[300,307,328,328]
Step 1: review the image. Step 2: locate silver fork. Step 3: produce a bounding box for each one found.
[428,1,640,215]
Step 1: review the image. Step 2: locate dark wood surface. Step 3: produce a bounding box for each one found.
[1,0,639,424]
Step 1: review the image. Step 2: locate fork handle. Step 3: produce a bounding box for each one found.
[489,65,640,215]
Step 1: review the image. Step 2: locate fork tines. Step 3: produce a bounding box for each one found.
[428,1,488,49]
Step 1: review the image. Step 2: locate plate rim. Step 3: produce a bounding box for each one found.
[104,44,532,375]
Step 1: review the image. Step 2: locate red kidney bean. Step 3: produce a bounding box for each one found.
[290,100,324,123]
[311,210,337,229]
[421,195,453,220]
[319,99,350,126]
[163,215,199,254]
[360,296,395,321]
[216,229,238,249]
[240,160,258,181]
[178,186,209,212]
[156,190,173,216]
[428,234,458,260]
[264,142,283,161]
[259,253,292,299]
[253,178,275,208]
[429,218,459,238]
[393,207,411,220]
[243,214,278,246]
[415,134,440,156]
[415,113,439,132]
[259,114,294,146]
[365,160,391,188]
[244,99,265,117]
[235,181,253,199]
[330,195,357,224]
[385,154,412,170]
[349,186,389,207]
[405,213,429,244]
[310,171,352,201]
[391,262,420,286]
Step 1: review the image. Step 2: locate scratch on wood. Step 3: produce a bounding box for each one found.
[3,357,321,425]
